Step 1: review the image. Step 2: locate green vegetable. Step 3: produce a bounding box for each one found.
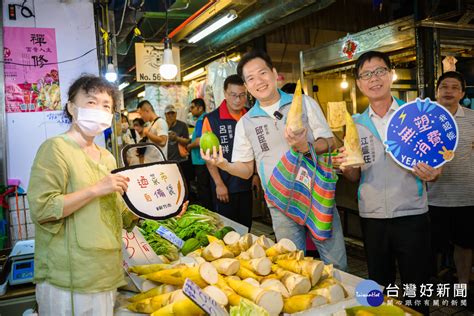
[181,238,201,256]
[195,230,210,247]
[173,205,223,240]
[138,227,179,261]
[230,298,269,316]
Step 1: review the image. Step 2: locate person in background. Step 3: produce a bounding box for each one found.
[28,75,137,315]
[334,51,441,315]
[201,74,253,229]
[120,113,135,146]
[187,98,213,210]
[165,104,194,195]
[132,117,146,143]
[125,118,147,165]
[202,50,347,270]
[428,71,473,289]
[136,100,168,161]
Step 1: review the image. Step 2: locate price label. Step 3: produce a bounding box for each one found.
[156,226,184,249]
[183,278,229,316]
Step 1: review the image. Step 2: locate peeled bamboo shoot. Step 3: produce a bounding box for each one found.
[276,259,324,286]
[240,257,272,276]
[286,79,305,134]
[128,284,177,303]
[151,297,205,316]
[143,262,218,287]
[272,266,311,296]
[211,258,240,276]
[265,238,296,257]
[225,277,283,315]
[128,263,170,275]
[283,294,327,313]
[341,110,364,167]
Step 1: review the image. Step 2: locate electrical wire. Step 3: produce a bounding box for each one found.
[0,46,99,66]
[113,0,129,37]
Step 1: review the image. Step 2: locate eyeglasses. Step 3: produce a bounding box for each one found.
[358,67,389,80]
[228,93,247,100]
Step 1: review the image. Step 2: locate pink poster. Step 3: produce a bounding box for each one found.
[3,27,61,113]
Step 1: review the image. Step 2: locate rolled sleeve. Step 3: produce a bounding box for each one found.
[27,140,68,234]
[304,95,333,139]
[231,119,254,162]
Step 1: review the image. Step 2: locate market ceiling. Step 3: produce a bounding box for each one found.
[105,0,337,96]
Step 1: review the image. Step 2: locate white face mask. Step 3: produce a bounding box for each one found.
[74,107,113,137]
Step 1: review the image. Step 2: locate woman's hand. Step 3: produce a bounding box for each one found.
[94,174,129,196]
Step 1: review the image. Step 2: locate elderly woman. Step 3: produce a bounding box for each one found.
[28,75,137,315]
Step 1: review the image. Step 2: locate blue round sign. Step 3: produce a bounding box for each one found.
[385,98,458,170]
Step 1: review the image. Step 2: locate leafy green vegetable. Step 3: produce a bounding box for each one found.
[138,222,179,261]
[230,298,269,316]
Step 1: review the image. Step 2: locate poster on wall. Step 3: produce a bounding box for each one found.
[3,27,60,113]
[135,43,181,83]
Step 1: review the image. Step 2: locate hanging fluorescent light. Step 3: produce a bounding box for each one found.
[137,91,145,98]
[118,82,130,91]
[229,54,241,62]
[392,69,398,82]
[183,68,206,81]
[188,10,238,44]
[159,37,178,80]
[105,62,118,82]
[340,74,349,89]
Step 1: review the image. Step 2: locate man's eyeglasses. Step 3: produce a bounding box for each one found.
[358,67,389,80]
[229,93,247,100]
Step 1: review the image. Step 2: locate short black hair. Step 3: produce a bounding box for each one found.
[354,51,392,78]
[137,100,155,112]
[133,118,145,126]
[64,74,119,120]
[436,71,466,92]
[191,98,205,110]
[224,74,244,91]
[237,50,274,81]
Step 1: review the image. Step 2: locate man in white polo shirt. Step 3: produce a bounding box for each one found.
[428,71,473,289]
[202,50,347,271]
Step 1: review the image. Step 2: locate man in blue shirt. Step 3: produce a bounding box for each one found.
[187,98,212,210]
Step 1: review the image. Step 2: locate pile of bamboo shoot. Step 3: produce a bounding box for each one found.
[126,232,348,315]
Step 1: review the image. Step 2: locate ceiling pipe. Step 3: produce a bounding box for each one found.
[180,0,336,71]
[168,0,216,39]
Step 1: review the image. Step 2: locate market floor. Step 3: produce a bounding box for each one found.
[250,218,472,316]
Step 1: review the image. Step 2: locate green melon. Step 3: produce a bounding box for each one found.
[200,132,220,153]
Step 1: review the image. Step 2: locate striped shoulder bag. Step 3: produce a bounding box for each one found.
[265,142,337,240]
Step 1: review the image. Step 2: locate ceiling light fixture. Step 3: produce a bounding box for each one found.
[188,10,238,44]
[118,81,130,91]
[159,1,178,80]
[340,74,349,89]
[159,37,178,80]
[105,56,117,83]
[183,68,206,81]
[392,69,398,82]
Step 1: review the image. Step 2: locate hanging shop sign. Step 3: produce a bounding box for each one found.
[135,42,181,83]
[3,27,60,113]
[384,98,458,171]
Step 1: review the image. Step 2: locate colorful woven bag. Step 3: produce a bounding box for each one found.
[265,143,337,240]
